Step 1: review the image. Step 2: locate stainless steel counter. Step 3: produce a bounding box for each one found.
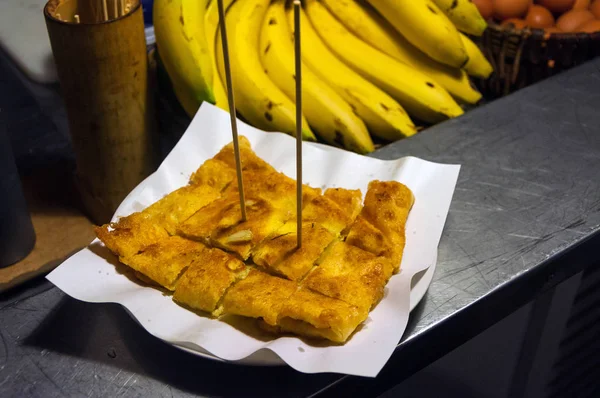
[1,56,600,397]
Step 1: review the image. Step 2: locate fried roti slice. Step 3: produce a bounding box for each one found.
[345,215,391,258]
[146,184,222,235]
[221,156,322,215]
[214,136,275,174]
[189,158,237,191]
[182,161,319,259]
[251,190,360,280]
[303,241,394,311]
[96,140,259,258]
[177,196,249,245]
[323,188,363,228]
[252,222,335,281]
[179,195,290,260]
[211,197,289,260]
[302,194,353,236]
[346,180,414,272]
[95,212,169,259]
[223,170,294,214]
[276,288,368,343]
[173,248,249,315]
[220,269,298,326]
[119,236,206,290]
[95,183,221,257]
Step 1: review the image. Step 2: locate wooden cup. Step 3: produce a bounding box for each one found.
[44,0,156,224]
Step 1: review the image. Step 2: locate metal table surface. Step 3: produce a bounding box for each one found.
[2,56,600,397]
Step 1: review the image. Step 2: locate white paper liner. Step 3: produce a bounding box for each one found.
[47,104,460,377]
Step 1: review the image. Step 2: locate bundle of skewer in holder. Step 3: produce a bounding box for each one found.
[44,0,156,224]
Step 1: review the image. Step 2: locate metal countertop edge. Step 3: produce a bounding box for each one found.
[310,230,600,397]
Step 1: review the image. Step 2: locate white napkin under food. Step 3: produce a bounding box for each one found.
[47,103,460,377]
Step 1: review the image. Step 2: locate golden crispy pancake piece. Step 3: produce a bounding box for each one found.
[180,195,290,260]
[177,196,248,244]
[173,248,248,315]
[189,158,237,191]
[277,288,368,343]
[182,158,319,259]
[252,222,336,281]
[95,213,169,259]
[323,188,363,227]
[220,269,298,325]
[146,184,222,235]
[119,236,206,290]
[251,191,359,280]
[302,195,353,236]
[96,140,258,257]
[95,184,221,257]
[345,215,391,258]
[223,170,296,213]
[214,136,275,174]
[211,197,289,260]
[303,241,394,311]
[346,180,414,272]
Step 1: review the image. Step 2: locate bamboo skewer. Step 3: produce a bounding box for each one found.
[294,0,302,248]
[217,0,247,222]
[74,14,80,23]
[114,0,119,18]
[102,0,108,21]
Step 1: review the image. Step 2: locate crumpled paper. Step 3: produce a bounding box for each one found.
[47,103,460,377]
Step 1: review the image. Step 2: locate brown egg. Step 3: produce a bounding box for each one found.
[473,0,494,20]
[536,0,575,14]
[525,5,555,27]
[556,9,595,31]
[571,0,591,9]
[493,0,531,20]
[578,19,600,32]
[590,1,600,18]
[501,17,528,28]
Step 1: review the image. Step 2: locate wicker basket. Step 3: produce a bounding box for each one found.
[475,22,600,99]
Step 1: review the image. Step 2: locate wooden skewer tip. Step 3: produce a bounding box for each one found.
[217,0,246,222]
[294,0,302,248]
[74,14,80,23]
[102,0,109,21]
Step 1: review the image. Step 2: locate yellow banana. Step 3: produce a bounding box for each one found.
[432,0,487,36]
[321,0,481,105]
[261,1,373,153]
[153,0,214,117]
[205,0,236,111]
[367,0,468,68]
[216,0,315,140]
[460,33,493,79]
[286,6,415,140]
[306,0,463,124]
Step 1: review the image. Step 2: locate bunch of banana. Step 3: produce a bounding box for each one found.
[153,0,214,117]
[261,0,374,153]
[154,0,494,154]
